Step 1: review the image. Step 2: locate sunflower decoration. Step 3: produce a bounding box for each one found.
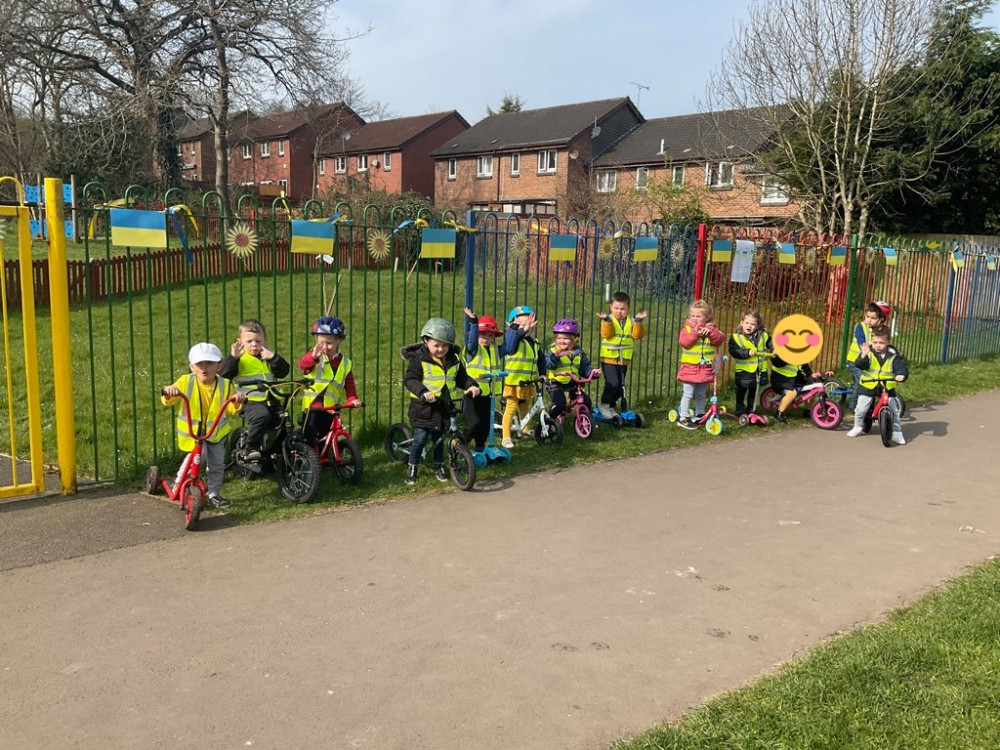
[367,229,391,262]
[598,235,616,260]
[801,247,818,268]
[670,240,685,264]
[508,232,530,261]
[225,221,258,264]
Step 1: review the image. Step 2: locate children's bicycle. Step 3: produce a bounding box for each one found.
[498,378,563,445]
[312,401,364,483]
[145,390,242,530]
[829,380,907,419]
[557,371,601,439]
[668,366,725,436]
[383,400,477,490]
[860,376,904,447]
[224,380,323,504]
[759,372,845,430]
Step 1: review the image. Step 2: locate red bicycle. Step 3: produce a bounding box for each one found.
[558,371,601,439]
[861,376,903,447]
[146,390,241,530]
[312,401,364,483]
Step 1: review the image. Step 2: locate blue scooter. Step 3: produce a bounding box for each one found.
[590,364,647,429]
[470,371,512,467]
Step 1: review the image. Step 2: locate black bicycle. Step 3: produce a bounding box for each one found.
[383,401,476,491]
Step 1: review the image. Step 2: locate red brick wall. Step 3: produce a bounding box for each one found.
[401,115,469,200]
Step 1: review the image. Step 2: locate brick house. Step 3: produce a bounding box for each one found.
[175,117,215,187]
[315,111,470,201]
[589,108,799,225]
[431,97,644,217]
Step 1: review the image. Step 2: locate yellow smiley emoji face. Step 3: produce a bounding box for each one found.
[772,314,823,365]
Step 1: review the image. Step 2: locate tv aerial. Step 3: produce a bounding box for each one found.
[629,81,650,107]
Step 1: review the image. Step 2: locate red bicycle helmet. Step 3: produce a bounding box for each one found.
[552,318,580,336]
[874,300,892,319]
[477,315,502,336]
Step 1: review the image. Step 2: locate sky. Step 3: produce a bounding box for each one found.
[334,0,1000,124]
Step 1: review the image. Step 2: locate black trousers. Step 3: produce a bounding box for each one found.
[734,371,768,414]
[600,362,628,407]
[462,394,493,450]
[243,401,281,449]
[548,386,592,418]
[301,408,333,446]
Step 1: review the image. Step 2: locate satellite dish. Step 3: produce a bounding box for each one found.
[591,125,601,138]
[569,149,579,160]
[343,132,351,141]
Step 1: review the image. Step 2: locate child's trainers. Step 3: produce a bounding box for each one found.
[597,403,615,419]
[243,448,262,462]
[774,411,788,423]
[677,416,698,430]
[501,438,515,449]
[846,426,863,438]
[404,464,418,486]
[891,431,906,445]
[433,465,449,482]
[208,494,230,508]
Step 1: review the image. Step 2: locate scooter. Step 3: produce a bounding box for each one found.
[469,371,511,468]
[590,363,647,429]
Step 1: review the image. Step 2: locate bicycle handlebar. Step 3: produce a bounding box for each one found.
[318,401,365,413]
[568,371,601,384]
[162,390,243,442]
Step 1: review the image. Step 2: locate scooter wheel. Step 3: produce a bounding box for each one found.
[667,409,679,423]
[738,414,750,427]
[634,412,647,428]
[705,417,723,436]
[145,465,160,495]
[611,415,623,429]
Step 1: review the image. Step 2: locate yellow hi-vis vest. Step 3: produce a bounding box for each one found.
[731,332,770,374]
[846,321,874,364]
[680,325,715,366]
[548,344,582,385]
[302,354,352,411]
[463,344,500,396]
[411,359,459,399]
[859,352,898,392]
[175,374,234,451]
[235,353,275,402]
[504,337,539,388]
[600,317,634,362]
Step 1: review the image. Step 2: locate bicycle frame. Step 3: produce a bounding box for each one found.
[313,402,363,466]
[503,379,556,440]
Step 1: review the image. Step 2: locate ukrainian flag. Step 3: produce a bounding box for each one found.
[951,250,964,271]
[882,246,898,267]
[987,255,997,271]
[420,228,456,259]
[549,234,578,262]
[110,208,167,248]
[827,245,847,267]
[710,240,732,263]
[290,219,334,254]
[778,242,796,265]
[633,236,658,262]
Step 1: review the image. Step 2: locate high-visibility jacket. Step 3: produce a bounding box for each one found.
[846,322,873,364]
[771,357,798,379]
[302,354,352,411]
[173,374,235,451]
[548,344,582,385]
[411,359,459,399]
[504,338,540,388]
[731,332,770,374]
[463,344,501,396]
[680,325,716,366]
[859,352,898,392]
[234,353,276,402]
[600,317,634,362]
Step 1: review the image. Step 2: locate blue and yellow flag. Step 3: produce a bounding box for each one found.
[110,208,167,248]
[951,250,964,271]
[987,255,997,271]
[778,242,796,265]
[549,234,578,262]
[710,239,732,263]
[420,228,456,259]
[290,219,334,254]
[633,236,658,262]
[882,246,898,267]
[827,245,847,267]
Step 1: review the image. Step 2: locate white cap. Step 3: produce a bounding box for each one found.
[188,342,223,364]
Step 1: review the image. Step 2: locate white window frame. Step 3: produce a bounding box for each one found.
[671,165,685,185]
[511,152,520,176]
[241,143,252,160]
[277,179,288,192]
[176,144,183,156]
[335,156,346,174]
[476,155,493,177]
[760,176,790,205]
[358,154,368,172]
[596,170,617,194]
[318,159,326,176]
[260,141,270,158]
[447,158,457,180]
[278,140,285,156]
[706,161,734,188]
[537,149,556,174]
[636,167,649,191]
[383,152,392,171]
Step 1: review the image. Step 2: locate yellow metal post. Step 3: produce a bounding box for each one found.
[45,178,77,494]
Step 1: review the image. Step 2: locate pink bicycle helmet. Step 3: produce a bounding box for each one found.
[552,318,580,336]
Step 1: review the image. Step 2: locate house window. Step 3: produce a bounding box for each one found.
[448,159,457,180]
[176,144,183,156]
[511,152,520,176]
[383,152,392,171]
[706,162,734,188]
[278,140,285,156]
[537,150,556,173]
[241,143,252,160]
[335,156,346,174]
[476,155,493,177]
[261,142,270,157]
[596,170,617,193]
[672,165,685,185]
[760,176,790,205]
[277,179,288,192]
[636,167,649,191]
[358,154,368,172]
[319,159,326,176]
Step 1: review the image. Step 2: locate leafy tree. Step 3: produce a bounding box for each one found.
[487,94,524,117]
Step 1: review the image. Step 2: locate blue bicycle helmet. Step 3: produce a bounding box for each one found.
[312,315,346,337]
[507,305,534,323]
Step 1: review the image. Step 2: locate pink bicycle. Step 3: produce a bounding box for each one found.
[557,371,601,439]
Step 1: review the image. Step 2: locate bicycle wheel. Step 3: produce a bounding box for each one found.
[705,416,723,436]
[534,413,564,445]
[759,388,781,411]
[332,437,363,484]
[448,438,476,491]
[823,379,848,404]
[277,437,321,504]
[183,484,203,530]
[878,407,893,447]
[573,405,593,439]
[226,427,257,480]
[811,399,843,430]
[383,423,413,464]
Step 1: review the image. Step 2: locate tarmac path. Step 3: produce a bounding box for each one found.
[1,391,997,750]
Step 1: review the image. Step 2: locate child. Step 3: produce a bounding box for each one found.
[596,291,648,418]
[675,300,726,429]
[461,308,505,452]
[544,318,598,419]
[219,319,290,462]
[770,354,813,423]
[402,317,480,485]
[501,306,547,449]
[728,310,771,416]
[845,301,890,410]
[161,342,246,508]
[846,324,909,444]
[298,316,361,445]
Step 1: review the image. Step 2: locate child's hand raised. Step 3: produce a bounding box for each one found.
[464,307,476,320]
[261,346,275,361]
[230,340,243,357]
[635,311,649,322]
[860,343,870,357]
[524,313,537,331]
[311,342,325,359]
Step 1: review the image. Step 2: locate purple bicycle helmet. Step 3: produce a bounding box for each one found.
[552,318,580,336]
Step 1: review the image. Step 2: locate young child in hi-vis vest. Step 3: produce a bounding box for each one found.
[219,318,290,463]
[596,291,647,418]
[727,310,771,416]
[161,342,245,508]
[500,306,546,449]
[544,318,598,419]
[461,307,506,452]
[298,316,361,445]
[675,299,726,429]
[846,324,909,444]
[845,300,891,410]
